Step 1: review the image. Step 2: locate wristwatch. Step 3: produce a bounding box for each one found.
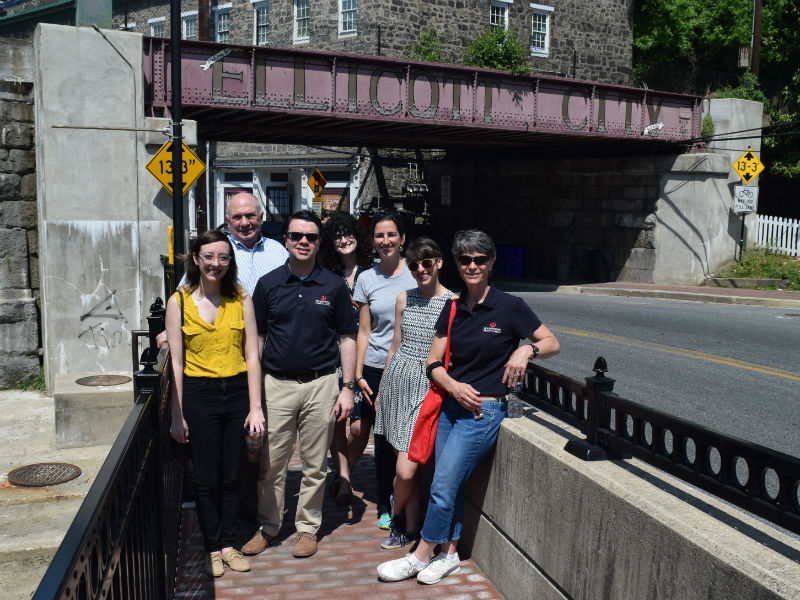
[531,345,540,359]
[343,381,356,390]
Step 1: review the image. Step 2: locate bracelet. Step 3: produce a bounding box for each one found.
[355,376,365,384]
[426,361,444,381]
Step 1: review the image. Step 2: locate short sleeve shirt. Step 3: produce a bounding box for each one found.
[252,263,358,373]
[435,286,542,396]
[353,263,416,369]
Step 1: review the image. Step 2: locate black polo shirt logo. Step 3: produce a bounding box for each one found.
[483,321,501,334]
[315,295,331,306]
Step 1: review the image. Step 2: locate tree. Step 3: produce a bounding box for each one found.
[463,27,530,76]
[406,29,446,63]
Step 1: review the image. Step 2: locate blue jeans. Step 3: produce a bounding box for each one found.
[420,395,507,544]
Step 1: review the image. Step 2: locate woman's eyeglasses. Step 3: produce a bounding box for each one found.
[457,254,490,267]
[198,253,232,265]
[286,232,321,243]
[408,258,436,271]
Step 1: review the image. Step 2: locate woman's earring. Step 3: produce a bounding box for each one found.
[399,245,404,252]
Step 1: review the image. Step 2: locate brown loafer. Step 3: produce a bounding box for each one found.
[292,532,318,558]
[241,528,274,556]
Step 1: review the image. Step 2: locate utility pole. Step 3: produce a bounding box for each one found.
[170,0,185,280]
[751,0,762,77]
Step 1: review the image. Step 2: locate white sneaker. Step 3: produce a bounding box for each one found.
[417,553,461,584]
[377,553,428,582]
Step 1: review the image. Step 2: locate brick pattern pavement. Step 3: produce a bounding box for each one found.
[174,437,503,600]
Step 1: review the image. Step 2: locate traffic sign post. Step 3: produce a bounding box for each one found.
[146,141,206,196]
[732,147,764,185]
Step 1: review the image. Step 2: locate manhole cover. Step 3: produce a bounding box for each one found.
[75,375,131,386]
[8,463,82,487]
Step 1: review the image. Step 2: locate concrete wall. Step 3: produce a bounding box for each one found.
[0,39,40,388]
[461,401,800,600]
[33,24,190,391]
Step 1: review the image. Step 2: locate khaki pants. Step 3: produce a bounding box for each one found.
[257,372,338,536]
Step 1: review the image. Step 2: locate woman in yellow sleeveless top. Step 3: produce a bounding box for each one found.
[165,229,265,578]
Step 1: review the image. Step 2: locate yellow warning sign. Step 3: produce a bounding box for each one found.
[732,147,764,185]
[307,168,327,196]
[146,141,206,195]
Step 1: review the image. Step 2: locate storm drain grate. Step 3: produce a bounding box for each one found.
[75,375,131,386]
[8,463,82,487]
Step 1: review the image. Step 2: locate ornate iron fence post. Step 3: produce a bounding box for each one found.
[565,356,615,460]
[134,298,165,400]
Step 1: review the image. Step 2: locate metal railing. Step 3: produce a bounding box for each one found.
[520,357,800,535]
[33,299,184,600]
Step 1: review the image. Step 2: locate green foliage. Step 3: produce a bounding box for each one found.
[719,248,800,290]
[701,113,714,143]
[463,27,529,76]
[16,367,46,392]
[406,29,446,63]
[715,71,769,104]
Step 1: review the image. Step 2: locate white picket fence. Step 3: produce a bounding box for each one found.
[756,214,800,257]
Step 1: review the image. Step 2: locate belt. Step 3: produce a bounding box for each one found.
[268,365,336,384]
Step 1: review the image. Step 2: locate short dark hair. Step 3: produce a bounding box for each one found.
[182,229,240,298]
[318,212,374,274]
[405,236,442,264]
[372,210,404,237]
[286,209,323,235]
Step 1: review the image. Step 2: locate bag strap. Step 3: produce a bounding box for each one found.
[443,298,457,372]
[178,290,184,326]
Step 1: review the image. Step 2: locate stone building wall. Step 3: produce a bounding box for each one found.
[0,39,40,388]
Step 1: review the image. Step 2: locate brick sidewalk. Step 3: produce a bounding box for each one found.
[174,438,503,600]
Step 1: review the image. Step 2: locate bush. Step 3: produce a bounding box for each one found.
[406,29,446,63]
[463,27,530,76]
[16,368,46,392]
[719,247,800,289]
[701,113,714,143]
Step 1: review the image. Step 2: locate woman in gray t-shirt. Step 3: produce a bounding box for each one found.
[353,212,416,529]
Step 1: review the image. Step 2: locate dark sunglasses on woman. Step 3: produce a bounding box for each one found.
[408,258,437,271]
[457,254,490,267]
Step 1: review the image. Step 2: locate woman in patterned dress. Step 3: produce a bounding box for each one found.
[374,237,453,549]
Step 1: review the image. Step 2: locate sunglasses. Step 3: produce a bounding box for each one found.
[408,258,437,271]
[457,254,490,267]
[286,232,320,243]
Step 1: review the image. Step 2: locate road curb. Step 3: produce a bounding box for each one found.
[574,286,800,309]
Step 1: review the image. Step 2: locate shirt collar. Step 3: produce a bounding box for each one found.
[282,261,322,283]
[229,233,265,251]
[456,285,498,312]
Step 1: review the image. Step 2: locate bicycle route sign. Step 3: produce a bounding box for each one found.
[146,141,206,196]
[733,185,758,213]
[731,148,764,185]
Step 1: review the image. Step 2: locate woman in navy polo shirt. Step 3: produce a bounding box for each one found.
[377,229,560,585]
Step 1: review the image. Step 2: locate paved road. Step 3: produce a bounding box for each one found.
[512,292,800,459]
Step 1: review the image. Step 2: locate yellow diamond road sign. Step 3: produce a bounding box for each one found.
[307,168,327,197]
[146,141,206,195]
[732,148,764,185]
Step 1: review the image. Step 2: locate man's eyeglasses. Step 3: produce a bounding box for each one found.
[198,253,231,265]
[457,254,490,267]
[408,258,436,271]
[286,232,321,243]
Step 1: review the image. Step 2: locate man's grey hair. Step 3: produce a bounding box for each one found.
[451,229,496,260]
[225,193,264,218]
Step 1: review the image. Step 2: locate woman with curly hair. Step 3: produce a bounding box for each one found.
[318,212,375,505]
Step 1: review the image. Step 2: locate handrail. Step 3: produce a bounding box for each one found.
[518,357,800,535]
[32,298,183,600]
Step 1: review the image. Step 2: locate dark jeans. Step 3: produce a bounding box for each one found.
[183,373,249,552]
[363,364,396,513]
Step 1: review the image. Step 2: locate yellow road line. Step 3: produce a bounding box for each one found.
[551,326,800,382]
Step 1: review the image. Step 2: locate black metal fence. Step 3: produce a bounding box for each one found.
[521,357,800,536]
[33,299,184,600]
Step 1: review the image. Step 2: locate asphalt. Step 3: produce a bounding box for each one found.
[1,280,797,599]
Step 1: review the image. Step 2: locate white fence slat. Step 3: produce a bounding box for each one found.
[756,214,800,257]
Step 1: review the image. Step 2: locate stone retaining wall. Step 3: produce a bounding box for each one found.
[0,39,40,388]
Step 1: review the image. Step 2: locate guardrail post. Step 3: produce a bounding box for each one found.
[134,298,166,400]
[565,356,615,461]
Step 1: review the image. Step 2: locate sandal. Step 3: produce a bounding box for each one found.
[335,478,352,506]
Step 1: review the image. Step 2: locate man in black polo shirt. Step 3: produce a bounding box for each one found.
[243,210,357,559]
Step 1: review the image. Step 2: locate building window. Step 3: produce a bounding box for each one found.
[530,4,553,57]
[339,0,357,36]
[149,17,165,37]
[120,21,136,31]
[490,0,511,28]
[182,11,198,40]
[252,0,270,45]
[294,0,310,43]
[214,4,232,43]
